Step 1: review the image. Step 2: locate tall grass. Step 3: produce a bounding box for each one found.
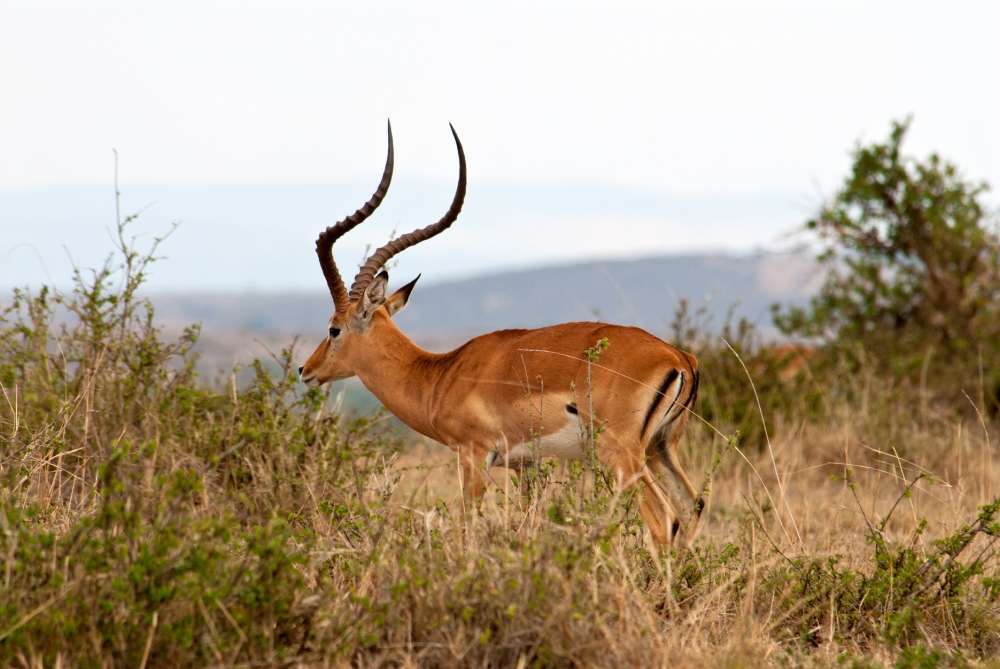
[2,219,999,668]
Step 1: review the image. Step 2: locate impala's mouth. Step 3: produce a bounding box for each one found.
[301,374,320,388]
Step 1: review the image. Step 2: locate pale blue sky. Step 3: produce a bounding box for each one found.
[2,1,998,291]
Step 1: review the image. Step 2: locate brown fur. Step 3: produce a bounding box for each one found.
[301,274,704,549]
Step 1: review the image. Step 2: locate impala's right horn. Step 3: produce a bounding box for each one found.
[349,124,466,302]
[315,120,394,314]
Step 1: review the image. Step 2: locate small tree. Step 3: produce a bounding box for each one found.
[774,118,1000,383]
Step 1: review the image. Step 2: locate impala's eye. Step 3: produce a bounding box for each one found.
[329,327,341,338]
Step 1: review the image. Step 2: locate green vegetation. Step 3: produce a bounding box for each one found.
[774,118,1000,405]
[3,120,1000,667]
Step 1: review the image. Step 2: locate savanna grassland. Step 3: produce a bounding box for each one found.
[4,121,1000,668]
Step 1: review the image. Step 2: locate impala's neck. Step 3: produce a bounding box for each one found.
[350,314,446,439]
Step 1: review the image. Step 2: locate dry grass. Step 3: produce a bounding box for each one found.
[389,397,1000,668]
[2,224,1000,668]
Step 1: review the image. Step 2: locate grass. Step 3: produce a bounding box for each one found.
[2,220,1000,668]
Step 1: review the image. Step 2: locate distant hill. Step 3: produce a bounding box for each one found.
[150,252,822,349]
[393,253,819,340]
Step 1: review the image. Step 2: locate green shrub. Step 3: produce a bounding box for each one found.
[774,117,1000,409]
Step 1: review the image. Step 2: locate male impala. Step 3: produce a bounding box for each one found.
[299,123,705,548]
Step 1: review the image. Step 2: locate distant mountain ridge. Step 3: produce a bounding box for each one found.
[150,253,822,348]
[394,253,820,338]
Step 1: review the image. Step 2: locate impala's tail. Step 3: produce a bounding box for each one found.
[642,361,704,545]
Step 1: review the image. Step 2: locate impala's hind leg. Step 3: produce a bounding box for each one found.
[646,407,704,546]
[647,439,703,545]
[636,467,678,554]
[598,443,675,552]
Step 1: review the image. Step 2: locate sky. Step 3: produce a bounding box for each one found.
[1,1,998,292]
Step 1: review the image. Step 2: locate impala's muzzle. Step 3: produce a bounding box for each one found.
[298,365,321,388]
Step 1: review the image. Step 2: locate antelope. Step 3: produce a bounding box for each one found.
[299,123,705,548]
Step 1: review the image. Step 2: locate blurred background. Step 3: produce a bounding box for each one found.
[2,1,998,388]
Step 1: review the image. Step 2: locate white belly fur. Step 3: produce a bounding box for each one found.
[501,419,586,464]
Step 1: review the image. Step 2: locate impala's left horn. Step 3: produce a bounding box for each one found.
[314,120,395,313]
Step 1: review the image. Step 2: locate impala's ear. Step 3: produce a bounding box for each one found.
[385,274,420,318]
[359,271,389,320]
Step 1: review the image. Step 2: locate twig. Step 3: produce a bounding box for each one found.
[740,491,798,570]
[962,390,993,504]
[879,474,926,533]
[138,612,158,669]
[724,339,802,549]
[0,585,75,642]
[909,496,1000,600]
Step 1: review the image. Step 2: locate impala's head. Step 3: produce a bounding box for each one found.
[299,271,420,386]
[298,121,466,388]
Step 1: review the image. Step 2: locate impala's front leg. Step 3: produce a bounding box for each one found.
[458,444,489,503]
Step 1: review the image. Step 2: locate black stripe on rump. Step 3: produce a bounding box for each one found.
[669,354,699,423]
[683,368,699,413]
[663,365,699,435]
[640,368,680,439]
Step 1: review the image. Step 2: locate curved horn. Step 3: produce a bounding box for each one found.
[349,124,466,302]
[316,121,394,313]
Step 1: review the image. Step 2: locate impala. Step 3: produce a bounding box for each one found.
[299,123,705,548]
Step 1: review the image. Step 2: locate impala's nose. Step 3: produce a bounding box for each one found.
[297,366,304,374]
